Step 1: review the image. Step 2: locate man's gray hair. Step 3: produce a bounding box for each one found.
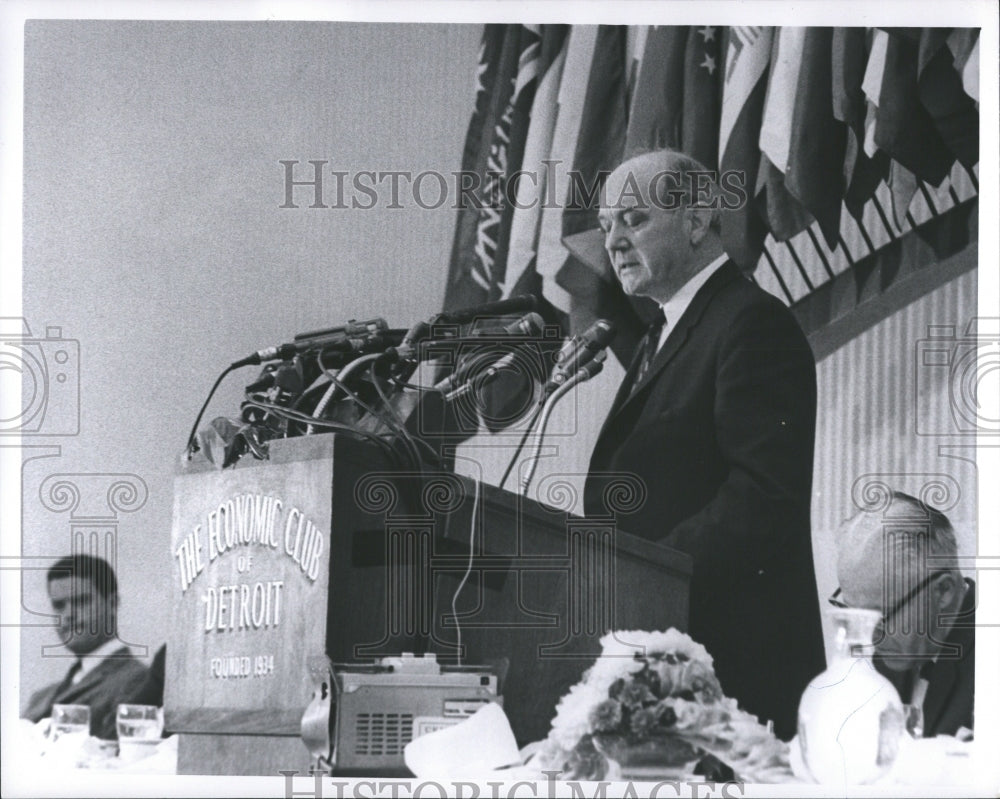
[615,148,722,233]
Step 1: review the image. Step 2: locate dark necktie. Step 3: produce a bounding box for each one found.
[56,659,82,694]
[631,308,666,392]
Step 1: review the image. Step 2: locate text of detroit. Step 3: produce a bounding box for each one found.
[203,580,284,632]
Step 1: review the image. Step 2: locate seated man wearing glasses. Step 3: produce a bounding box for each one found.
[834,491,975,738]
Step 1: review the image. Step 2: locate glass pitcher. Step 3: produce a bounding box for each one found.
[796,607,905,784]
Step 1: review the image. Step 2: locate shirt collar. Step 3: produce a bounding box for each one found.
[76,638,128,680]
[659,253,728,337]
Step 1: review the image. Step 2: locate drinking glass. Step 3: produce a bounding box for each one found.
[116,704,164,762]
[50,704,90,741]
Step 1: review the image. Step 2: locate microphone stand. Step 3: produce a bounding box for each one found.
[307,352,383,435]
[519,355,606,494]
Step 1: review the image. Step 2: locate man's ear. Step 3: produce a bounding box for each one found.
[687,206,714,247]
[931,571,962,610]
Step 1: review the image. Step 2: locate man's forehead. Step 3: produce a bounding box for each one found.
[601,174,650,217]
[48,575,103,598]
[605,160,652,198]
[603,154,684,211]
[838,516,932,608]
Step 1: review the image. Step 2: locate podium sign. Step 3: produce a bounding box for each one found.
[166,435,333,736]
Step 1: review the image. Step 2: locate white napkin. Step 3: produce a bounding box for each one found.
[404,702,521,779]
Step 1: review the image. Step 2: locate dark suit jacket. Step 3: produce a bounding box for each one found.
[584,261,825,740]
[22,646,149,739]
[878,579,976,738]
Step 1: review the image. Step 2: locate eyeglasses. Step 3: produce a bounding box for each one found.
[828,570,946,630]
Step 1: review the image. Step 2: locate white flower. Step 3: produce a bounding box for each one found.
[547,680,606,750]
[671,698,705,731]
[541,629,721,753]
[599,629,714,667]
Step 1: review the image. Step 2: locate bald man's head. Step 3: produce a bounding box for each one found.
[598,149,724,304]
[835,491,964,671]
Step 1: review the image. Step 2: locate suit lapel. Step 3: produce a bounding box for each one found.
[922,583,975,735]
[56,647,131,703]
[921,659,958,736]
[606,261,741,421]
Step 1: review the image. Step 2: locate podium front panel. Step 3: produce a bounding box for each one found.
[166,435,334,735]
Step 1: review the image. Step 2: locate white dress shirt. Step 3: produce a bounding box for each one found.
[655,253,729,352]
[73,637,128,684]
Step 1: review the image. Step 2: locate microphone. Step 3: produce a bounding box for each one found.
[432,312,545,393]
[387,297,539,377]
[576,350,607,382]
[442,349,520,402]
[519,350,609,494]
[545,319,616,391]
[436,295,539,325]
[293,318,388,342]
[471,311,545,337]
[232,326,400,369]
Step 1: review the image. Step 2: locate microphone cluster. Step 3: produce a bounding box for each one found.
[189,294,617,464]
[231,318,404,369]
[230,295,616,404]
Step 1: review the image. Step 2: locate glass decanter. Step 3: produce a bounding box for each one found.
[796,608,905,785]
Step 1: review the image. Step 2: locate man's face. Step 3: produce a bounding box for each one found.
[841,570,942,672]
[48,576,116,656]
[599,155,694,304]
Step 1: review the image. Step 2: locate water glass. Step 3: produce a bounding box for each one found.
[51,704,90,741]
[116,704,164,762]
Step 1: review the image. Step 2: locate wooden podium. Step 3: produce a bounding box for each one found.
[166,433,692,775]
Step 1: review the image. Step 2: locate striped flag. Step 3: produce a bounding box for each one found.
[785,28,846,247]
[624,26,688,157]
[444,25,543,310]
[535,26,598,313]
[757,28,813,241]
[719,26,772,271]
[502,26,571,300]
[556,25,647,362]
[561,26,628,242]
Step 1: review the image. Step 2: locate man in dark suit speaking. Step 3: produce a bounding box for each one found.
[584,149,825,739]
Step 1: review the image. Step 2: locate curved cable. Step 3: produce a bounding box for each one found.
[497,401,545,492]
[185,363,240,457]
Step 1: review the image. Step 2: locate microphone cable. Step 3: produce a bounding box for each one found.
[367,358,442,470]
[240,394,406,468]
[450,475,481,668]
[497,401,545,492]
[313,351,425,471]
[184,362,240,457]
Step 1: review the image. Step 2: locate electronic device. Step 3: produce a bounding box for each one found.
[302,653,502,775]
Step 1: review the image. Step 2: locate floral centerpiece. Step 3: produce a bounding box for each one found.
[532,630,792,781]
